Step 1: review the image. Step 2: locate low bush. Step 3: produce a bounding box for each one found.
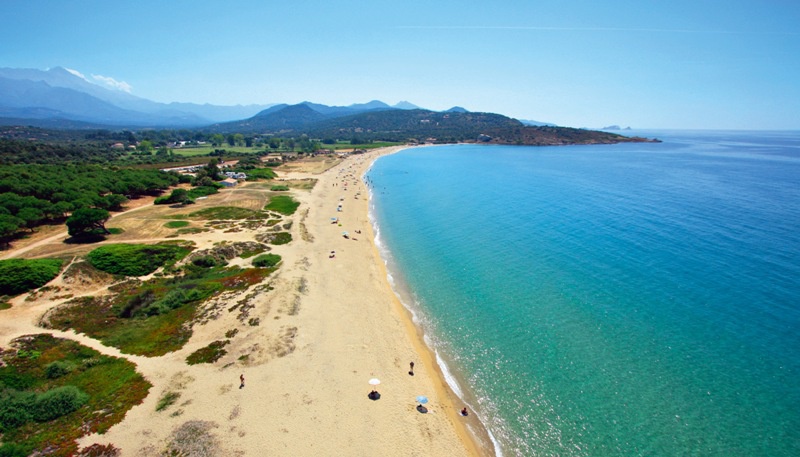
[191,255,221,268]
[270,185,289,191]
[0,443,31,457]
[155,391,181,412]
[186,340,229,365]
[32,385,89,422]
[245,168,276,180]
[86,243,191,277]
[164,221,190,229]
[0,258,63,296]
[271,232,292,245]
[0,385,89,429]
[0,391,35,431]
[187,186,219,199]
[45,361,73,379]
[252,254,281,268]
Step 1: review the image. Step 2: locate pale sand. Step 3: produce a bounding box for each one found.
[0,146,493,456]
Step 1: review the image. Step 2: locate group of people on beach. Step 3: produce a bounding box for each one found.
[367,361,469,417]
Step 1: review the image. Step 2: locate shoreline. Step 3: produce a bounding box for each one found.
[359,146,497,456]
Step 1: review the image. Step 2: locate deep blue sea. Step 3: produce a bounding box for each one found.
[365,131,800,457]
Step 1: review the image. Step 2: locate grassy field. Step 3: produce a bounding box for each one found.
[187,206,267,220]
[265,195,300,215]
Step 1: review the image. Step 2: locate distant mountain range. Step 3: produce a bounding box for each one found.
[207,102,649,146]
[0,66,524,131]
[0,67,273,127]
[0,66,652,146]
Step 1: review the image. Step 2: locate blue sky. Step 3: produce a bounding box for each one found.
[2,0,799,129]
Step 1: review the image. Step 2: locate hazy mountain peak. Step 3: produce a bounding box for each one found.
[394,101,420,110]
[348,100,391,110]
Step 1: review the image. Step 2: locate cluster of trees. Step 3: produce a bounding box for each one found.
[0,164,179,243]
[2,128,327,167]
[0,138,126,165]
[204,133,320,152]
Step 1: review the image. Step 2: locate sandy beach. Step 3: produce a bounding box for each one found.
[0,146,491,456]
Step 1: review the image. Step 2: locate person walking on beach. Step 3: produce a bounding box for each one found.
[239,374,245,389]
[409,361,415,376]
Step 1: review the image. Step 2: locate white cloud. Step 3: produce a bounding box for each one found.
[91,74,133,93]
[64,67,90,81]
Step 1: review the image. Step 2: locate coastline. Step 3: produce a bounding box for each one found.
[0,145,493,455]
[361,146,497,456]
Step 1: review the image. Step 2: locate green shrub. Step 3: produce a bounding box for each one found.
[149,286,214,314]
[187,186,219,199]
[44,361,72,379]
[0,258,63,295]
[270,185,289,191]
[245,168,276,180]
[271,232,292,245]
[118,290,156,318]
[186,340,229,365]
[0,443,31,457]
[252,254,281,268]
[0,391,35,431]
[87,243,191,276]
[155,391,181,412]
[265,195,300,215]
[32,385,89,422]
[191,256,220,268]
[154,188,190,205]
[164,220,190,229]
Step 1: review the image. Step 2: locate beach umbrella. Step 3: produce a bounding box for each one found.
[416,395,428,404]
[369,378,380,394]
[368,378,381,400]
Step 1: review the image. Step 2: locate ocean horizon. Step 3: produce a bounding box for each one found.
[366,130,800,456]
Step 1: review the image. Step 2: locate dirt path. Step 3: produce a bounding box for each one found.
[1,200,160,260]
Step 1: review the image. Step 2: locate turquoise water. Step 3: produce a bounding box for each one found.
[366,131,800,457]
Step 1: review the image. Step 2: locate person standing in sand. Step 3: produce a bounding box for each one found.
[409,361,414,375]
[240,374,245,389]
